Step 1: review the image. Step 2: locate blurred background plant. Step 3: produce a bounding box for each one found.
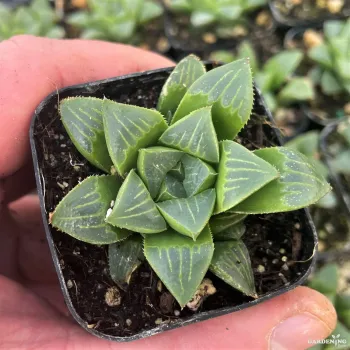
[0,0,64,40]
[66,0,167,51]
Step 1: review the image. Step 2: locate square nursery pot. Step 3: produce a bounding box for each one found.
[30,63,318,342]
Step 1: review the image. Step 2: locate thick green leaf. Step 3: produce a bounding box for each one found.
[159,107,219,163]
[330,150,350,174]
[157,55,206,123]
[144,225,214,307]
[60,97,113,173]
[182,154,217,197]
[316,190,337,209]
[157,189,216,240]
[168,161,185,181]
[336,294,350,329]
[139,1,163,24]
[215,141,279,213]
[233,147,331,213]
[137,146,183,198]
[106,170,166,234]
[210,240,257,298]
[210,211,247,234]
[156,174,187,201]
[103,100,167,176]
[262,50,303,91]
[285,131,329,178]
[308,44,333,70]
[108,235,144,289]
[209,50,235,64]
[237,41,258,75]
[321,70,343,96]
[213,221,246,241]
[324,20,344,39]
[51,176,130,244]
[190,11,216,27]
[278,77,315,104]
[324,322,350,350]
[172,58,254,140]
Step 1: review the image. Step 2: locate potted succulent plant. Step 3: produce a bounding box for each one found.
[286,131,350,255]
[163,0,273,56]
[0,0,65,40]
[211,43,314,139]
[30,55,330,341]
[269,0,349,28]
[302,19,350,125]
[66,0,169,53]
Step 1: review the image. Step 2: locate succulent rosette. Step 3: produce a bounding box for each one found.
[51,55,330,307]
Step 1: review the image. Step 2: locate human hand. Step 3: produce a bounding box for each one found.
[0,35,336,350]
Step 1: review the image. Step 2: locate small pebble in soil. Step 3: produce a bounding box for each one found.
[327,0,344,13]
[67,279,73,289]
[174,310,180,317]
[294,223,300,229]
[344,102,350,115]
[272,259,279,264]
[282,263,289,271]
[105,287,122,307]
[186,278,216,311]
[257,265,265,273]
[155,279,162,292]
[126,319,132,327]
[281,256,288,262]
[279,248,286,254]
[155,318,163,325]
[202,32,216,44]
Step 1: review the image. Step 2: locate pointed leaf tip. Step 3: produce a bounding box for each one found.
[59,97,113,173]
[144,226,214,307]
[103,100,167,176]
[159,107,219,163]
[215,141,279,213]
[210,240,256,297]
[137,146,183,198]
[107,169,167,234]
[233,147,332,213]
[157,189,216,240]
[51,176,130,244]
[172,58,254,140]
[157,54,206,123]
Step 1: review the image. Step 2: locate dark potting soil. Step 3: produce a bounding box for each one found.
[164,9,281,61]
[271,0,350,23]
[33,72,313,337]
[307,91,349,125]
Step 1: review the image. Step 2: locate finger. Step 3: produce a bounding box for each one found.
[8,195,57,283]
[95,286,334,350]
[0,35,174,179]
[2,161,36,204]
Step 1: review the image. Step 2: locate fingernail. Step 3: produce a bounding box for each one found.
[270,313,330,350]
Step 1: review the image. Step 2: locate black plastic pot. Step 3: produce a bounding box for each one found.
[320,119,350,217]
[269,0,349,28]
[30,64,318,342]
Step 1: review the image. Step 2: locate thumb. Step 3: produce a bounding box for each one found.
[129,286,336,350]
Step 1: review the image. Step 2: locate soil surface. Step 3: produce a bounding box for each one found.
[164,8,281,61]
[32,69,315,338]
[271,0,350,24]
